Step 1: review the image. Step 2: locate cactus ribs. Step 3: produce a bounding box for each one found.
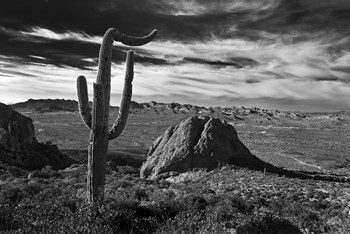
[76,28,157,205]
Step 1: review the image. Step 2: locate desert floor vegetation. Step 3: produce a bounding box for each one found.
[1,104,349,233]
[1,162,349,233]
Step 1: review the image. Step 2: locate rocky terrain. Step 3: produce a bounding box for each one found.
[6,99,349,175]
[0,103,75,170]
[10,98,81,113]
[10,98,313,119]
[0,99,349,233]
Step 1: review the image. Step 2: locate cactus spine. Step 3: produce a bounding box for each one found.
[77,28,157,204]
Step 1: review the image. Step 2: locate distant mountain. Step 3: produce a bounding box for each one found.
[10,99,120,113]
[10,99,79,112]
[10,99,347,120]
[130,101,309,119]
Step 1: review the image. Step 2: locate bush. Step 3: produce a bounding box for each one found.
[0,205,18,231]
[0,183,41,204]
[0,177,348,234]
[28,165,62,179]
[236,214,302,234]
[156,210,232,234]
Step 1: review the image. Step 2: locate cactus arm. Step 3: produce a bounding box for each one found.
[88,82,108,204]
[113,29,158,46]
[109,51,134,140]
[96,28,158,116]
[77,75,92,129]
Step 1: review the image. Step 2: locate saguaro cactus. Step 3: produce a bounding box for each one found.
[77,28,157,204]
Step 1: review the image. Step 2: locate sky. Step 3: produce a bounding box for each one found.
[0,0,350,111]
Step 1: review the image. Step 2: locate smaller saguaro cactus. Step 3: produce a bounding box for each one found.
[77,28,157,204]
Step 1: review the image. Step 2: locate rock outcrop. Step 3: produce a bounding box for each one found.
[140,116,277,179]
[0,103,35,150]
[0,103,75,170]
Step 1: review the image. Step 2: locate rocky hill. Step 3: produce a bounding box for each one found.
[10,99,79,112]
[9,99,348,122]
[130,101,311,119]
[0,103,76,170]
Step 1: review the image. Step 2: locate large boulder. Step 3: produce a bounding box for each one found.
[141,116,277,179]
[0,103,75,170]
[0,103,35,150]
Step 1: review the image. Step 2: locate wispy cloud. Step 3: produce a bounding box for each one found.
[163,0,281,16]
[20,27,101,44]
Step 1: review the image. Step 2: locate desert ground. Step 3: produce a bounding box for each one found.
[1,99,350,233]
[20,102,350,174]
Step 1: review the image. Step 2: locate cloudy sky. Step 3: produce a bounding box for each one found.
[0,0,349,111]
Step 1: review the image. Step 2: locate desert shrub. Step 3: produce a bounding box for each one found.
[146,196,185,222]
[1,169,349,234]
[7,166,27,177]
[97,198,159,233]
[156,210,207,234]
[0,183,41,204]
[0,205,18,231]
[1,187,111,233]
[281,201,332,233]
[28,166,62,183]
[0,187,23,204]
[9,197,112,233]
[134,188,148,201]
[108,151,145,168]
[309,199,332,211]
[109,179,134,189]
[207,194,253,219]
[115,165,140,175]
[236,214,302,234]
[48,105,63,111]
[29,165,62,179]
[156,210,234,234]
[181,194,208,211]
[326,216,350,234]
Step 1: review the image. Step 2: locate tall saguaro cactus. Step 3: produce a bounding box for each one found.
[77,28,157,204]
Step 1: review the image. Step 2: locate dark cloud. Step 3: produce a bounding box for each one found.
[0,32,98,70]
[245,0,350,33]
[0,0,171,40]
[175,76,221,85]
[173,75,221,86]
[181,57,258,68]
[246,79,260,84]
[332,66,350,74]
[262,72,286,80]
[1,0,350,43]
[0,26,169,71]
[313,77,348,83]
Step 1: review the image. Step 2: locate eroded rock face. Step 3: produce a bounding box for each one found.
[0,103,35,150]
[140,116,277,179]
[0,103,75,170]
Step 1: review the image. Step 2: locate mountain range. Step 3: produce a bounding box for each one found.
[9,98,349,121]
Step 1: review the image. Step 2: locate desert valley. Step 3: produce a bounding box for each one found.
[0,98,349,233]
[1,1,350,233]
